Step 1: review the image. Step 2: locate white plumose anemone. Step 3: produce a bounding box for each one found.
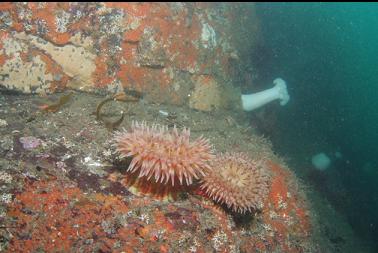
[241,78,290,112]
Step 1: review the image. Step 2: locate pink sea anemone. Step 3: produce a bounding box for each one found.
[113,121,214,186]
[200,152,270,213]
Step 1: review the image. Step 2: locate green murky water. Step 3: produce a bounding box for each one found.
[256,3,378,252]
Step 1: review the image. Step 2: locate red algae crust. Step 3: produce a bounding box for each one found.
[0,3,261,107]
[5,162,312,252]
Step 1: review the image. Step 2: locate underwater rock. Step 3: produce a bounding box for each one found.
[188,75,240,112]
[137,29,167,68]
[0,3,261,107]
[189,75,222,112]
[0,92,318,252]
[5,161,312,252]
[14,32,96,91]
[0,35,54,93]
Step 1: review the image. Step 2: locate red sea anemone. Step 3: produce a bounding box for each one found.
[200,152,270,213]
[113,121,214,186]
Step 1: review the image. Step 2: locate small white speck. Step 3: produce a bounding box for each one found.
[159,110,169,117]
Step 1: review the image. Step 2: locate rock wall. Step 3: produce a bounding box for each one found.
[0,2,260,110]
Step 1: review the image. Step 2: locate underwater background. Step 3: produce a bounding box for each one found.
[257,2,378,252]
[0,2,378,252]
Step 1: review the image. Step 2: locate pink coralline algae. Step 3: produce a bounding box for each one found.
[19,136,42,150]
